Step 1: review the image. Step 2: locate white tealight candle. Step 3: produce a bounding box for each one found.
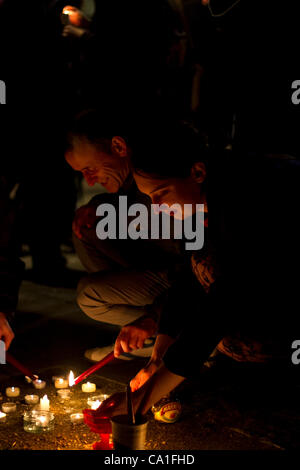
[81,382,96,393]
[40,395,50,411]
[56,389,71,400]
[6,387,20,397]
[70,413,84,424]
[87,394,109,410]
[2,402,16,413]
[0,412,6,422]
[25,394,39,405]
[54,378,68,389]
[33,379,46,390]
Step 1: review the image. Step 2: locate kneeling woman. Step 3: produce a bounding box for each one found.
[83,123,296,431]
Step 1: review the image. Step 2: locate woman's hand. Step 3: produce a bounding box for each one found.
[130,358,160,392]
[130,334,176,391]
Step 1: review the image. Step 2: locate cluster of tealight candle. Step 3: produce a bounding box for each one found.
[1,370,107,432]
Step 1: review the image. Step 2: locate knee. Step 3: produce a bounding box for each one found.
[76,275,110,320]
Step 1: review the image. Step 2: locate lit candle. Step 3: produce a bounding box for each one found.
[87,394,109,410]
[23,410,54,433]
[25,394,39,405]
[33,379,46,390]
[81,382,96,393]
[54,378,68,389]
[40,395,50,411]
[36,414,49,428]
[68,371,75,387]
[70,412,84,424]
[91,399,101,410]
[2,403,16,413]
[56,389,71,400]
[0,412,6,422]
[6,387,20,397]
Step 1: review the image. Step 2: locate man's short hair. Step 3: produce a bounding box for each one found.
[65,109,130,153]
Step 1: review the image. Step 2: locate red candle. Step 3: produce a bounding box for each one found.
[73,352,115,385]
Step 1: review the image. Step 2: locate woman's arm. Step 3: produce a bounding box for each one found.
[83,364,185,433]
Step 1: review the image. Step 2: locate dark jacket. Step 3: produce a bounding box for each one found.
[158,152,300,340]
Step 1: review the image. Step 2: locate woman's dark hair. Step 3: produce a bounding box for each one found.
[131,119,210,179]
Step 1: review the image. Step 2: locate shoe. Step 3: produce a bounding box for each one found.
[84,338,155,363]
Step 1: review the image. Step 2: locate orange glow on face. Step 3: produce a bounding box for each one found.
[62,6,84,27]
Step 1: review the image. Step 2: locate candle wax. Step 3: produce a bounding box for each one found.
[81,382,96,393]
[2,403,17,413]
[40,395,50,411]
[25,395,39,405]
[6,387,20,397]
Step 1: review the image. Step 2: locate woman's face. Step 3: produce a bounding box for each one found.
[134,170,204,220]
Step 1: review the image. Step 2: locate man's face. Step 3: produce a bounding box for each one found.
[65,138,130,193]
[134,171,202,220]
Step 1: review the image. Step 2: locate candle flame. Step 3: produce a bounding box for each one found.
[91,400,102,410]
[42,394,48,400]
[69,371,75,387]
[62,7,73,15]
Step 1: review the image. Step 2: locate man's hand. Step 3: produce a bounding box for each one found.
[114,316,157,358]
[130,334,176,391]
[62,24,87,39]
[72,205,97,239]
[0,312,14,350]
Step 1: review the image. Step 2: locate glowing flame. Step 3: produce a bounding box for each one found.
[91,400,102,410]
[62,7,73,15]
[68,371,75,387]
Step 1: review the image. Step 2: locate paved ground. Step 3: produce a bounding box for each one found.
[1,264,299,451]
